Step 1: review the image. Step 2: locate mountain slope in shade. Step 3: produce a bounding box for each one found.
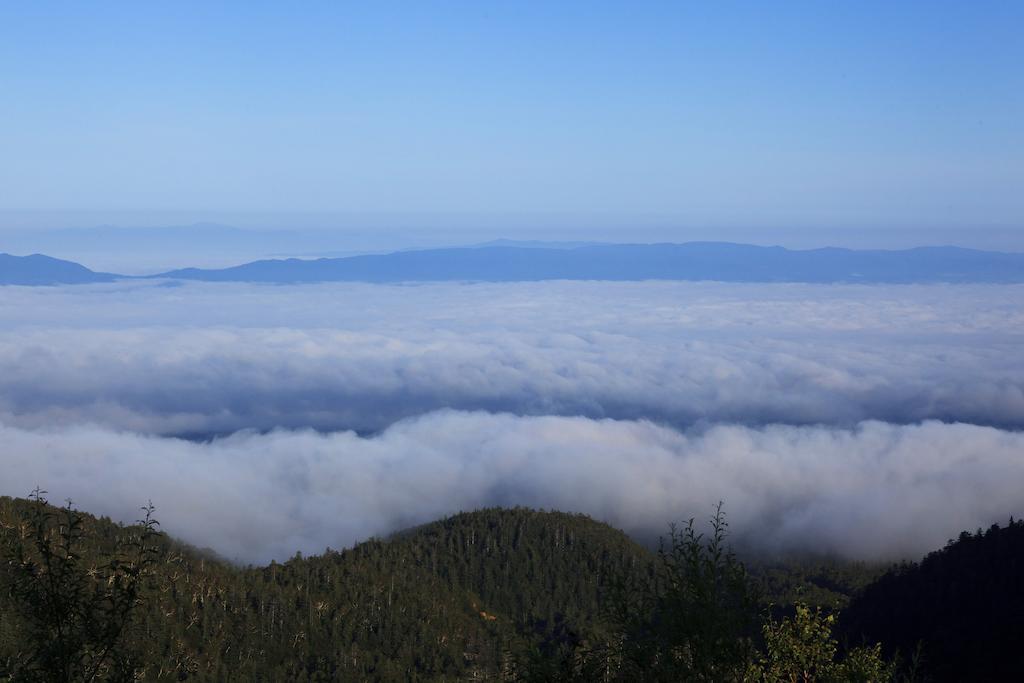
[841,519,1024,682]
[154,242,1024,284]
[0,253,116,285]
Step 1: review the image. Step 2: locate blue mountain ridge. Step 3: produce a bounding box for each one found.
[0,253,117,285]
[153,242,1024,284]
[3,242,1023,285]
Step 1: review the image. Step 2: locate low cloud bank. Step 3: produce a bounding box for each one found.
[2,281,1023,434]
[3,281,1021,563]
[1,412,1021,564]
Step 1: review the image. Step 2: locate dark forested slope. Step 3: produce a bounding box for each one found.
[841,519,1024,682]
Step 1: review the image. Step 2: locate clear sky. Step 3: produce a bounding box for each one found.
[1,1,1022,241]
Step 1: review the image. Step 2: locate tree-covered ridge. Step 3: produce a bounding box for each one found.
[385,508,652,630]
[752,558,885,613]
[1,498,654,680]
[841,518,1024,681]
[3,494,1018,681]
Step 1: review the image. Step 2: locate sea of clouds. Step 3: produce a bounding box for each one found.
[1,280,1022,563]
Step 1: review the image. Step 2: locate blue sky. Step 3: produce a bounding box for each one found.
[1,1,1021,240]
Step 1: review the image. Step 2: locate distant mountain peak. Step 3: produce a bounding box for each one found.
[0,252,116,285]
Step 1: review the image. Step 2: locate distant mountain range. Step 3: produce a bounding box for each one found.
[3,242,1024,285]
[0,253,116,285]
[0,223,443,273]
[151,242,1024,284]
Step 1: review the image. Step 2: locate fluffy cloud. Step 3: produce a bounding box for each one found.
[2,280,1021,563]
[1,412,1021,564]
[1,280,1023,434]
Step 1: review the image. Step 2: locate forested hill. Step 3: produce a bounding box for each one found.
[0,500,653,680]
[2,496,1021,680]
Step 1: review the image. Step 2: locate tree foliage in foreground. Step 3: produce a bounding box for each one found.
[0,490,161,682]
[760,604,894,683]
[606,503,761,680]
[518,504,896,682]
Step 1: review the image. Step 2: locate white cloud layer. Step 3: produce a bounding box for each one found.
[1,280,1023,434]
[1,412,1021,564]
[2,281,1022,562]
